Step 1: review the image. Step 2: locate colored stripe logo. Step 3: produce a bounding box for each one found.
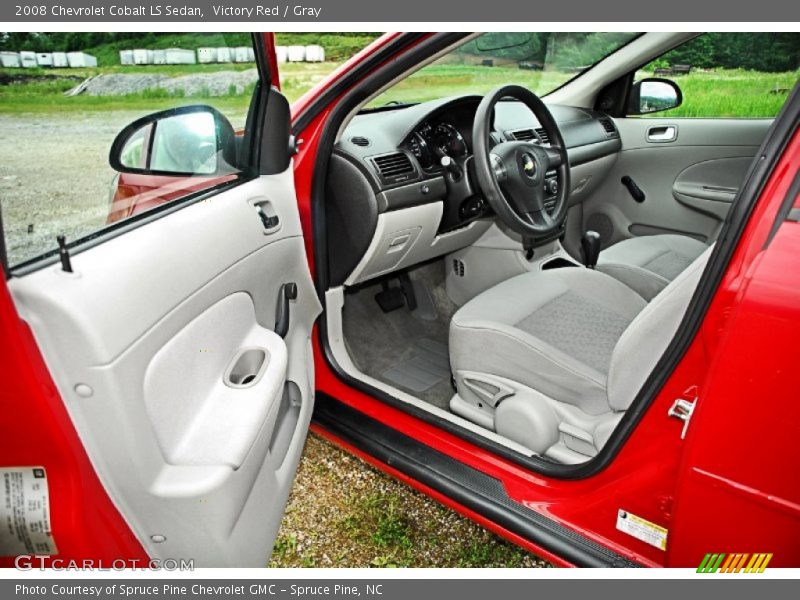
[697,553,773,573]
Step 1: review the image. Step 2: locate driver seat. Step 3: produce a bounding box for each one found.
[448,245,712,464]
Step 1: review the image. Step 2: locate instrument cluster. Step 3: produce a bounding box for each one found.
[405,121,469,171]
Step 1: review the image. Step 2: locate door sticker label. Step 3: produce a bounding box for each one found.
[1,467,58,556]
[616,508,668,551]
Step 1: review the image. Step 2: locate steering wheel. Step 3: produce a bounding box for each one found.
[472,85,570,242]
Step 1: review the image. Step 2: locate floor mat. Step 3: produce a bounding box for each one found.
[381,338,450,393]
[341,259,457,410]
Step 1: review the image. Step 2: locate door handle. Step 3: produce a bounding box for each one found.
[250,198,281,234]
[646,125,677,143]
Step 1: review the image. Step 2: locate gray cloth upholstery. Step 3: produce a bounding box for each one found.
[450,268,646,416]
[607,245,712,411]
[597,234,708,300]
[449,245,713,458]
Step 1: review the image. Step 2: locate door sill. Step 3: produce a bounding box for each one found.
[312,393,641,568]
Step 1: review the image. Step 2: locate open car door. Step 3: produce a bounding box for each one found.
[0,33,320,567]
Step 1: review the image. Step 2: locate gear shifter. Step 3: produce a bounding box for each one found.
[580,230,601,269]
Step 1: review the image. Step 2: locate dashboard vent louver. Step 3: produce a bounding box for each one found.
[372,152,415,182]
[534,127,550,144]
[350,136,371,147]
[599,118,618,138]
[510,128,537,142]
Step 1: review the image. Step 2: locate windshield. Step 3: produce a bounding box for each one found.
[368,32,640,107]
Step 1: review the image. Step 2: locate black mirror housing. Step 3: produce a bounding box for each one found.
[109,105,238,177]
[628,78,683,116]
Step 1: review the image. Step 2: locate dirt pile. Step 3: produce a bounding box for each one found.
[67,69,260,97]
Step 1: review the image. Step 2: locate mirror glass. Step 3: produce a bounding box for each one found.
[639,80,679,113]
[118,111,219,175]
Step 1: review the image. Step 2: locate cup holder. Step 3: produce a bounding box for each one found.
[224,347,269,389]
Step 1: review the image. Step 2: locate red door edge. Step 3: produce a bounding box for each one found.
[0,279,149,566]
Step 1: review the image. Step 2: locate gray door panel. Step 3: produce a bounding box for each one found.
[582,118,771,246]
[9,172,321,566]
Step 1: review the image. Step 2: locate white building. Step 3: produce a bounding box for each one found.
[119,49,134,65]
[52,52,69,68]
[165,48,196,65]
[275,46,288,64]
[0,51,21,68]
[304,45,325,62]
[66,52,97,68]
[233,46,251,63]
[19,51,37,68]
[197,48,217,64]
[287,46,306,62]
[132,49,151,65]
[216,47,232,63]
[36,52,53,67]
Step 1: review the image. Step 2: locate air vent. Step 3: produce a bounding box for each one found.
[599,118,618,138]
[535,127,550,144]
[509,128,536,142]
[452,258,466,277]
[372,152,415,183]
[350,136,371,147]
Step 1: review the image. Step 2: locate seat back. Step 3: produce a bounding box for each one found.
[607,245,714,411]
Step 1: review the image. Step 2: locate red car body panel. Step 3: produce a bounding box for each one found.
[1,32,798,568]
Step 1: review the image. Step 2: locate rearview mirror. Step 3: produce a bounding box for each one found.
[628,78,683,115]
[109,105,238,176]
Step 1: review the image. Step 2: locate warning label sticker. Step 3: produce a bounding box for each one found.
[1,467,58,556]
[616,508,668,551]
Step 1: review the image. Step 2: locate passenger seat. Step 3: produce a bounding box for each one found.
[595,234,708,300]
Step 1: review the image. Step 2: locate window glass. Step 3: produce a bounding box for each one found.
[0,32,259,268]
[635,33,800,117]
[368,32,640,107]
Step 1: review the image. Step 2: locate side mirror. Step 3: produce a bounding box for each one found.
[109,105,238,176]
[628,78,683,115]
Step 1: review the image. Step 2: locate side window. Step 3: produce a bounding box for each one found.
[628,33,799,118]
[0,33,260,269]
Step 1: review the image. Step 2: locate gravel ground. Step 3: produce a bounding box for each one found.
[269,432,550,568]
[0,111,133,265]
[0,109,245,266]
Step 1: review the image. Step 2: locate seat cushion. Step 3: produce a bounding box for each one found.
[597,234,708,300]
[450,267,646,415]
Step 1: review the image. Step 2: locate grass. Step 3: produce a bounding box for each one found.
[637,68,798,118]
[0,62,337,114]
[0,63,795,117]
[267,433,547,568]
[365,63,576,107]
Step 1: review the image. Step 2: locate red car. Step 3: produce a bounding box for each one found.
[2,32,799,568]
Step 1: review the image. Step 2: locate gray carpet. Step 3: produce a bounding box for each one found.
[341,259,457,410]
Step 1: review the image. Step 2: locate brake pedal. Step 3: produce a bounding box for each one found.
[375,281,406,312]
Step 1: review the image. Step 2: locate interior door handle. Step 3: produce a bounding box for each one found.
[647,125,677,143]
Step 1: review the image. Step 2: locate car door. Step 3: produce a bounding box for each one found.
[583,116,770,246]
[0,33,320,567]
[582,33,793,248]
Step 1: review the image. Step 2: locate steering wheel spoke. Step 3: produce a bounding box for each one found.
[525,208,554,229]
[544,144,566,169]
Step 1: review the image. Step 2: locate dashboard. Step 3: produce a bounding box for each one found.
[325,94,622,286]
